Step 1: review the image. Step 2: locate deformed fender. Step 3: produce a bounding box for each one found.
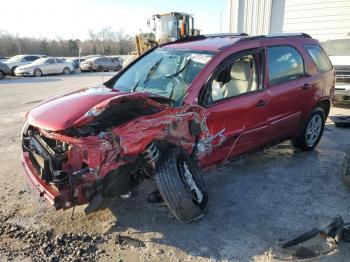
[113,104,227,161]
[113,105,208,156]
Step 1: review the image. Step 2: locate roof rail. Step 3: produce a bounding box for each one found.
[160,33,249,47]
[235,32,312,43]
[205,33,249,38]
[266,33,312,38]
[159,35,207,46]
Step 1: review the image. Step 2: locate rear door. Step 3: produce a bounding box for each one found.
[265,45,309,140]
[199,48,271,167]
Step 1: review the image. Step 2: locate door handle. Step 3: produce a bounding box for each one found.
[301,83,313,90]
[255,100,268,108]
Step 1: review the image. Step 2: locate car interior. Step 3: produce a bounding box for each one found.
[211,55,258,101]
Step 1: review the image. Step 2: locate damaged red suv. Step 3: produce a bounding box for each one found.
[21,33,335,223]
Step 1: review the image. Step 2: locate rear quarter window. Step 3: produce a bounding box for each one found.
[304,44,333,72]
[267,46,305,86]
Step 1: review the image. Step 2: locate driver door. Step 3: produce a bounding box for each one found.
[199,48,271,168]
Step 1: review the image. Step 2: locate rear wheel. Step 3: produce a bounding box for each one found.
[0,70,4,80]
[33,68,42,77]
[292,107,325,151]
[63,67,70,75]
[155,147,208,223]
[97,66,103,72]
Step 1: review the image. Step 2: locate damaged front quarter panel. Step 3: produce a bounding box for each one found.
[22,91,221,211]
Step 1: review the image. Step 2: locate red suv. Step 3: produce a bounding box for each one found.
[21,33,335,223]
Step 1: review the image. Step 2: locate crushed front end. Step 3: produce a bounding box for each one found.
[21,124,119,209]
[20,90,209,211]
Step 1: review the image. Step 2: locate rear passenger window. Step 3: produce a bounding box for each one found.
[304,45,332,72]
[267,46,304,86]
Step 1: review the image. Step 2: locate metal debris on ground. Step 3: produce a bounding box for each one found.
[116,234,145,248]
[273,216,350,260]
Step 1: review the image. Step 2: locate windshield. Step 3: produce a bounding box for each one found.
[31,58,47,65]
[111,48,213,102]
[156,16,178,41]
[6,55,24,63]
[86,57,100,62]
[321,39,350,56]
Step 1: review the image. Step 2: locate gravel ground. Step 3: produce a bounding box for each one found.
[1,73,350,262]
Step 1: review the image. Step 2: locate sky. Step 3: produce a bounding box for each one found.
[0,0,228,40]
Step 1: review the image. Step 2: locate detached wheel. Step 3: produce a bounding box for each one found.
[33,68,42,77]
[63,67,70,75]
[292,107,325,151]
[155,147,208,223]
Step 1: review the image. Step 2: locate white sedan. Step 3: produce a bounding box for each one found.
[14,57,74,77]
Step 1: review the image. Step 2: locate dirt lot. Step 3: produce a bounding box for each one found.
[1,73,350,262]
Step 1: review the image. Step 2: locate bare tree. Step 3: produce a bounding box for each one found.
[0,28,135,57]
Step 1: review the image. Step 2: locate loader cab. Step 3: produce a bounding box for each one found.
[150,12,196,44]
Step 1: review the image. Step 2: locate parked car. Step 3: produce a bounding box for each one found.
[21,33,334,223]
[0,62,10,80]
[65,58,85,69]
[0,56,9,62]
[15,57,74,77]
[5,54,46,75]
[322,38,350,102]
[80,56,123,72]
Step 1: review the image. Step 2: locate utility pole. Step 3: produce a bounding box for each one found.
[16,33,21,54]
[220,12,223,33]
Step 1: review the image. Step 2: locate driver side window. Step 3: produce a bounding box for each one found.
[210,54,260,102]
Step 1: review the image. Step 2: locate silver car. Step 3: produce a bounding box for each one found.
[80,56,122,72]
[322,38,350,102]
[5,54,45,75]
[14,57,74,77]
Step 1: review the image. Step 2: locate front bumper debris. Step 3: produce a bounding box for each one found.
[21,152,70,209]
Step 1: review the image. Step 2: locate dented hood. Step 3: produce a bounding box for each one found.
[27,86,169,131]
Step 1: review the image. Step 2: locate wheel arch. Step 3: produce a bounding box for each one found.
[317,99,331,118]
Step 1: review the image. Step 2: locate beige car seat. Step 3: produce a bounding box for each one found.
[222,58,256,98]
[211,79,224,100]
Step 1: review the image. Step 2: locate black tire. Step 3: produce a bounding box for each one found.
[11,66,17,76]
[292,107,325,151]
[63,67,70,75]
[155,147,208,223]
[33,68,42,77]
[97,66,103,72]
[0,70,4,80]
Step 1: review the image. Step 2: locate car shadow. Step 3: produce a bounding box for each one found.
[101,125,350,261]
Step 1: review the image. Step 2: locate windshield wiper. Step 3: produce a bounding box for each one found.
[131,58,163,92]
[165,58,192,78]
[142,58,163,86]
[131,79,141,92]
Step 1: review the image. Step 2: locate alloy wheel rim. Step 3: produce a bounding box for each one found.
[35,70,41,77]
[181,161,203,204]
[305,114,322,147]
